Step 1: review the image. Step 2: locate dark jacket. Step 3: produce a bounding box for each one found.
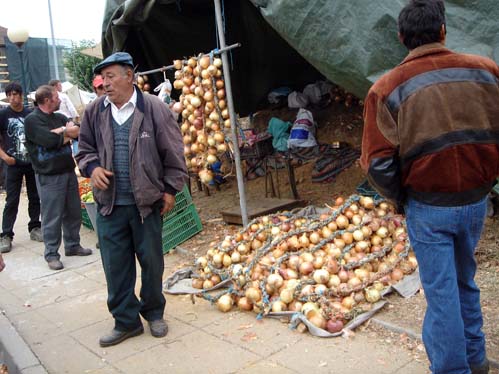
[24,108,75,175]
[76,88,188,218]
[361,43,499,206]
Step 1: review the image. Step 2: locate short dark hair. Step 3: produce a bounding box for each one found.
[35,85,56,104]
[5,82,23,95]
[48,79,61,87]
[398,0,446,50]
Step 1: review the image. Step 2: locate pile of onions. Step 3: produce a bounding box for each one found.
[190,195,418,334]
[136,75,151,93]
[172,55,229,184]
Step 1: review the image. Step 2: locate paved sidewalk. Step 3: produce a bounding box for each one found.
[0,194,430,373]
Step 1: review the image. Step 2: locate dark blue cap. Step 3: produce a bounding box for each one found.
[93,52,134,74]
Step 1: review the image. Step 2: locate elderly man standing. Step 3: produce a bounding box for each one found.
[24,85,92,271]
[76,52,187,347]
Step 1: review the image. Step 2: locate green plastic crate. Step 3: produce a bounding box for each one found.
[163,185,193,220]
[81,207,94,230]
[162,204,202,254]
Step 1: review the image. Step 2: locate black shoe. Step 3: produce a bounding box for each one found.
[471,358,489,374]
[148,319,168,338]
[65,247,93,256]
[99,325,144,347]
[47,259,64,271]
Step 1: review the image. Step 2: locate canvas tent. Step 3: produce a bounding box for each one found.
[102,0,499,116]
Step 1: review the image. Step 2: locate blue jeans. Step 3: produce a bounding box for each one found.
[405,197,487,374]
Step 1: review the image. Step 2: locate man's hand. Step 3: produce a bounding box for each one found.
[3,156,16,166]
[0,254,5,272]
[161,193,176,215]
[91,167,113,190]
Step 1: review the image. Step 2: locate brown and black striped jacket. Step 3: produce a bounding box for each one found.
[361,43,499,206]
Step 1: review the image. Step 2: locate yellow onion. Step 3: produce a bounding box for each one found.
[364,287,381,303]
[237,297,253,311]
[313,269,330,284]
[217,294,233,312]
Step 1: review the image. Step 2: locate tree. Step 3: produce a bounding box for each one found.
[63,40,101,92]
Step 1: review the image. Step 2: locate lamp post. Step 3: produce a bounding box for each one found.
[7,28,30,107]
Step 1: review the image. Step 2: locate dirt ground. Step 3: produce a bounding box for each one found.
[168,101,499,368]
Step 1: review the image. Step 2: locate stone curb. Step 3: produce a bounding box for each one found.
[0,312,47,374]
[371,318,499,370]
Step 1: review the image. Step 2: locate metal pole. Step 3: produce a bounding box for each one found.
[17,48,28,107]
[48,0,60,79]
[213,0,249,226]
[136,43,241,76]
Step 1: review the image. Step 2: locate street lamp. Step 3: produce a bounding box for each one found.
[7,27,30,107]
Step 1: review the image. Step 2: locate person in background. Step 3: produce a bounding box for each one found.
[0,253,4,272]
[92,75,106,98]
[0,82,42,254]
[24,85,92,271]
[361,1,498,373]
[76,52,187,347]
[48,79,80,154]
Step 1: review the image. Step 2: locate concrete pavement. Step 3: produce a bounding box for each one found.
[0,193,430,373]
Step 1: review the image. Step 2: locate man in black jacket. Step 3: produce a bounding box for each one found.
[0,82,42,253]
[25,85,92,270]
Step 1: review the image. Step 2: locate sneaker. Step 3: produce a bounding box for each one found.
[47,259,64,271]
[30,228,43,242]
[65,247,93,256]
[0,236,12,253]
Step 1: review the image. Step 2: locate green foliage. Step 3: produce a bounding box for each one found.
[63,40,101,92]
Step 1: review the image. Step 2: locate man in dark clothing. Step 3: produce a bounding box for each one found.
[76,52,187,347]
[0,82,42,253]
[361,1,498,373]
[24,85,92,271]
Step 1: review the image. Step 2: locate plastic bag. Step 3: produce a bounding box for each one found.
[287,108,317,148]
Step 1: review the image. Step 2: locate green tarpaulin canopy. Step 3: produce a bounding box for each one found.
[102,0,499,115]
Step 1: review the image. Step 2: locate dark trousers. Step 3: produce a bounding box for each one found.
[1,164,41,238]
[35,172,81,261]
[97,204,165,331]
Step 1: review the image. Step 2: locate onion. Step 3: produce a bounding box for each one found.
[192,278,204,289]
[206,154,218,165]
[327,274,341,288]
[268,273,284,289]
[217,294,233,312]
[307,310,327,330]
[336,214,350,229]
[326,319,344,333]
[217,89,226,99]
[237,297,253,311]
[207,65,218,76]
[198,169,214,184]
[313,269,330,284]
[271,301,287,312]
[341,296,355,309]
[391,268,404,282]
[172,102,183,113]
[222,254,232,267]
[213,58,223,68]
[190,96,202,108]
[203,279,214,289]
[364,287,381,303]
[299,262,314,275]
[200,55,211,69]
[245,287,262,302]
[280,288,294,304]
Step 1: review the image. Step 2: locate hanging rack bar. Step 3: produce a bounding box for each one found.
[136,43,241,76]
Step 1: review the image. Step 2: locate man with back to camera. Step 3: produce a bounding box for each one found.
[76,52,188,347]
[24,85,92,271]
[0,82,43,253]
[361,1,498,373]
